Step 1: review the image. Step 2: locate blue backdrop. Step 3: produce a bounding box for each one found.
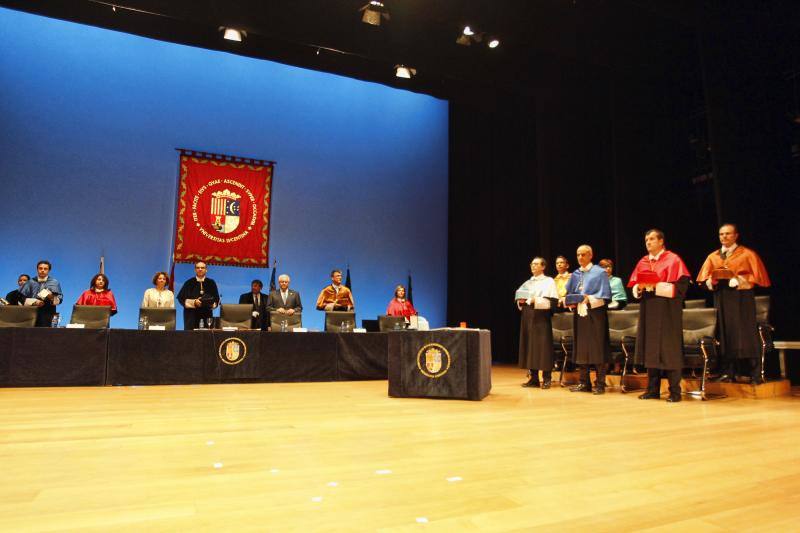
[0,8,448,330]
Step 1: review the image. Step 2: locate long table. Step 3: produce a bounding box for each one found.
[0,328,492,397]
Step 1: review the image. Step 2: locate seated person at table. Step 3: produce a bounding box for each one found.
[141,271,175,308]
[76,273,118,316]
[386,285,417,318]
[599,258,628,310]
[177,261,220,330]
[19,260,63,327]
[316,269,355,312]
[3,273,30,305]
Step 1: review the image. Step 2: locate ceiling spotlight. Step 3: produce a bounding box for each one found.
[360,1,390,26]
[488,39,500,49]
[394,65,416,79]
[220,27,246,42]
[462,26,474,36]
[456,26,484,46]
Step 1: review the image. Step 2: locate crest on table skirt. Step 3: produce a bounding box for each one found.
[416,343,451,378]
[218,337,248,365]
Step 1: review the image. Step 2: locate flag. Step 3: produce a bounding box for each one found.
[407,271,413,304]
[269,259,277,292]
[99,254,105,275]
[345,265,352,290]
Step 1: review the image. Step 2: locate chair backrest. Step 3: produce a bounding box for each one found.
[625,302,640,311]
[0,305,38,328]
[138,307,176,330]
[684,299,706,309]
[378,315,406,331]
[608,309,639,344]
[71,305,111,328]
[755,295,770,324]
[270,311,302,331]
[551,312,573,341]
[220,304,252,329]
[325,311,356,332]
[682,308,717,346]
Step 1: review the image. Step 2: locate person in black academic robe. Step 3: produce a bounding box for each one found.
[628,230,691,402]
[4,274,30,305]
[515,258,559,388]
[239,279,268,330]
[177,262,220,330]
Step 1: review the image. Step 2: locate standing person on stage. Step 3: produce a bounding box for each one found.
[141,272,175,308]
[562,245,612,394]
[516,257,558,389]
[599,259,628,310]
[19,260,63,327]
[4,274,30,305]
[697,223,771,384]
[386,285,416,319]
[553,256,571,303]
[267,275,303,322]
[628,229,691,402]
[177,261,220,330]
[316,269,355,312]
[239,279,268,330]
[76,273,118,316]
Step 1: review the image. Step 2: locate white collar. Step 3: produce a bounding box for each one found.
[721,243,738,254]
[648,249,665,261]
[37,277,48,283]
[195,277,206,282]
[529,274,546,281]
[579,263,593,272]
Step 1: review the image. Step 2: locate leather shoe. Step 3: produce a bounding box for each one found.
[714,374,734,383]
[541,381,551,389]
[569,383,592,393]
[592,387,605,395]
[638,392,660,400]
[521,377,540,388]
[666,393,682,403]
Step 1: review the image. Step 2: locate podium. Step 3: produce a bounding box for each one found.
[387,329,492,400]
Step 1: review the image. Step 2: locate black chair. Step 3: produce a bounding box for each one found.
[551,312,574,387]
[684,299,706,309]
[138,307,176,330]
[682,308,725,400]
[325,311,356,332]
[378,315,407,331]
[755,295,773,383]
[220,304,252,329]
[269,311,302,331]
[0,305,38,328]
[70,305,111,328]
[608,309,640,392]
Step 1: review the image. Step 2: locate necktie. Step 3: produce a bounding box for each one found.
[255,294,259,307]
[721,250,727,259]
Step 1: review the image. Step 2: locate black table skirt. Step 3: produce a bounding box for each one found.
[0,329,492,391]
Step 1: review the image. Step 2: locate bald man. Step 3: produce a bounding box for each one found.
[562,245,612,394]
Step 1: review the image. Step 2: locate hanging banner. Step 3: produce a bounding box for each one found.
[173,149,274,267]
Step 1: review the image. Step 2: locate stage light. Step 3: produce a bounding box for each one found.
[221,27,245,42]
[395,65,416,79]
[488,39,500,49]
[463,26,474,36]
[360,1,390,26]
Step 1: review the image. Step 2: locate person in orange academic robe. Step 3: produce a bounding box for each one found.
[315,269,355,311]
[697,224,771,384]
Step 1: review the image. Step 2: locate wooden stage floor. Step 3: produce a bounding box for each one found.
[1,365,799,531]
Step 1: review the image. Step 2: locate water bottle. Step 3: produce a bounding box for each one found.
[198,318,205,329]
[280,319,288,332]
[51,313,60,328]
[138,317,144,330]
[142,316,149,330]
[393,321,401,331]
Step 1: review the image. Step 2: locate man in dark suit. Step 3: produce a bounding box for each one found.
[239,279,268,330]
[267,274,303,328]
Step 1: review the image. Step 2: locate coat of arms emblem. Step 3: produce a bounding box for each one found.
[416,343,451,378]
[210,189,241,234]
[218,337,247,365]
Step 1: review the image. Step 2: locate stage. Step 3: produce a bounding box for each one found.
[1,365,798,531]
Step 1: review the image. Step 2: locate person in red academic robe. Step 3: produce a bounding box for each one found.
[628,229,691,402]
[696,223,771,383]
[386,285,417,318]
[76,273,118,316]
